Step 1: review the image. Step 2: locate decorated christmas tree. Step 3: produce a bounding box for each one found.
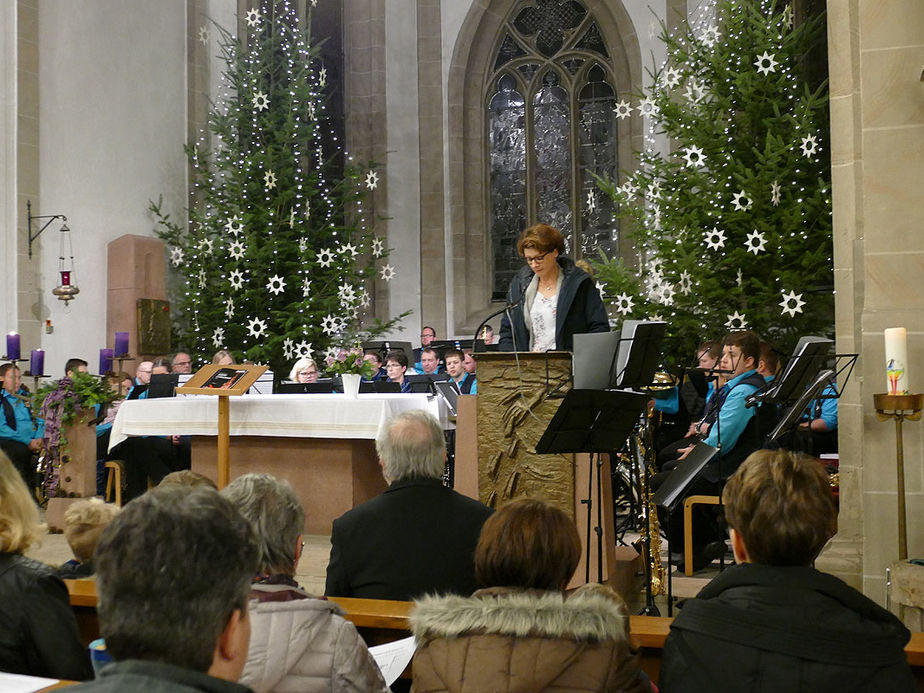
[151,1,406,375]
[593,0,832,365]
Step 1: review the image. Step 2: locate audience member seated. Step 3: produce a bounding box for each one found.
[325,410,492,601]
[57,498,121,579]
[0,363,44,489]
[223,473,388,693]
[171,351,193,374]
[213,349,235,365]
[159,469,218,489]
[413,326,437,364]
[69,484,258,692]
[444,349,476,394]
[288,357,319,383]
[411,498,650,693]
[0,452,93,680]
[363,351,387,381]
[383,350,412,393]
[659,449,914,691]
[417,347,442,375]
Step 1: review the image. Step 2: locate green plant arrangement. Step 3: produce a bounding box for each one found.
[323,346,376,379]
[33,371,118,499]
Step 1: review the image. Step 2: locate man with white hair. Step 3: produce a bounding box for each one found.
[325,410,492,601]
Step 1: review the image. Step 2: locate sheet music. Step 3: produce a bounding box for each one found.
[0,673,60,693]
[368,635,417,685]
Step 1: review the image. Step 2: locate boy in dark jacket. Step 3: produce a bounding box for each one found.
[659,449,914,692]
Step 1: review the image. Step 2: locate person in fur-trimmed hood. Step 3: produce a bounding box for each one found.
[409,499,651,693]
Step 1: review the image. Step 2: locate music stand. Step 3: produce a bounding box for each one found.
[651,442,719,616]
[573,332,621,390]
[613,321,667,389]
[750,336,834,407]
[148,373,180,398]
[362,340,414,361]
[536,389,649,584]
[764,368,837,446]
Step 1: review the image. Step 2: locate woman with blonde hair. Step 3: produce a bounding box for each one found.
[288,357,320,383]
[0,452,93,680]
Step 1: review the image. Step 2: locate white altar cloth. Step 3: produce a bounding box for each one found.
[109,393,446,451]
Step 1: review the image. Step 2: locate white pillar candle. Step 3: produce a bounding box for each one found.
[884,327,909,395]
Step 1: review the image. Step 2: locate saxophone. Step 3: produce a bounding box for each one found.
[635,403,665,596]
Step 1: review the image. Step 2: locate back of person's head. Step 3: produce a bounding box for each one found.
[221,473,304,576]
[0,452,42,554]
[723,449,836,566]
[158,470,218,490]
[376,410,445,482]
[475,498,580,591]
[63,498,120,564]
[758,341,780,376]
[94,485,257,672]
[65,358,89,376]
[724,330,761,367]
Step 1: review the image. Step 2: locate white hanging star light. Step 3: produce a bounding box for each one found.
[282,337,295,360]
[319,67,327,88]
[169,246,185,267]
[302,278,312,298]
[637,97,659,118]
[197,26,210,46]
[225,298,234,320]
[229,240,246,260]
[800,133,819,158]
[613,100,632,119]
[266,275,286,295]
[321,314,341,336]
[704,227,727,250]
[371,237,385,257]
[296,341,313,359]
[678,270,693,295]
[754,51,778,76]
[229,269,245,290]
[359,288,371,309]
[725,311,748,329]
[614,293,635,316]
[659,283,676,306]
[685,79,706,103]
[197,268,207,289]
[253,91,269,111]
[700,25,721,47]
[247,317,267,339]
[770,180,782,206]
[264,169,277,189]
[339,242,358,258]
[779,290,806,317]
[212,327,225,349]
[225,216,243,236]
[198,237,214,255]
[783,4,794,30]
[365,170,379,190]
[732,190,753,211]
[316,248,334,268]
[338,283,356,305]
[682,145,706,168]
[245,8,261,27]
[661,66,682,89]
[647,180,662,200]
[298,238,308,254]
[744,230,768,254]
[380,264,395,282]
[586,189,596,212]
[736,268,744,287]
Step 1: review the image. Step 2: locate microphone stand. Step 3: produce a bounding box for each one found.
[472,284,528,352]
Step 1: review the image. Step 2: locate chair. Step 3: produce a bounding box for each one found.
[682,494,721,576]
[104,460,123,506]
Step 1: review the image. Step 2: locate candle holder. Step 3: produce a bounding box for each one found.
[873,393,923,560]
[113,355,136,394]
[2,357,28,364]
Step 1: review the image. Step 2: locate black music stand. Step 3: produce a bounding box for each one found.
[536,389,649,584]
[613,320,667,390]
[651,441,719,616]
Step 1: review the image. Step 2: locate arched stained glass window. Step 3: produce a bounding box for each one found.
[488,0,620,299]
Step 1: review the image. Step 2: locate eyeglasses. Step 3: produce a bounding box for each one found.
[524,252,550,265]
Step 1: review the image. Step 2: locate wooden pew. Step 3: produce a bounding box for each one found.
[65,579,924,685]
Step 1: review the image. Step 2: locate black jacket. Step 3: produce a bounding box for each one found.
[324,477,493,601]
[68,659,253,692]
[498,255,609,352]
[0,552,94,680]
[659,562,915,692]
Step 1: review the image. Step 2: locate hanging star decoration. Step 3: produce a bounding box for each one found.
[307,102,316,120]
[586,189,596,212]
[684,79,706,103]
[247,317,267,339]
[371,237,385,257]
[198,237,214,255]
[339,242,358,258]
[302,278,312,298]
[770,180,782,206]
[614,293,635,316]
[266,275,286,295]
[678,270,693,295]
[661,66,682,89]
[619,180,638,198]
[613,100,632,119]
[197,26,210,46]
[197,269,207,289]
[783,4,794,30]
[229,269,245,290]
[321,315,341,336]
[800,133,819,158]
[225,298,234,320]
[264,170,277,189]
[245,8,261,27]
[736,268,744,287]
[253,91,269,111]
[637,97,659,118]
[316,248,334,268]
[754,51,778,76]
[359,288,372,309]
[725,311,748,329]
[647,180,662,200]
[744,230,768,254]
[704,227,727,250]
[212,327,225,349]
[682,145,706,168]
[779,290,806,318]
[380,264,395,282]
[289,210,295,228]
[324,346,339,362]
[319,67,327,88]
[732,190,753,211]
[298,237,308,254]
[225,215,243,236]
[283,337,295,360]
[659,283,676,306]
[365,170,379,190]
[338,283,356,305]
[700,24,721,47]
[229,240,246,260]
[169,246,185,267]
[295,341,313,359]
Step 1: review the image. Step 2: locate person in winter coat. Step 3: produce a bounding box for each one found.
[222,473,388,693]
[659,449,915,692]
[410,498,650,693]
[0,451,93,681]
[498,223,609,352]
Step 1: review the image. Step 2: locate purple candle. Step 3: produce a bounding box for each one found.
[99,348,114,375]
[30,349,44,376]
[6,333,20,360]
[114,331,129,357]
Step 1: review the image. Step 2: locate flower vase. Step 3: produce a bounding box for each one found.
[342,372,362,398]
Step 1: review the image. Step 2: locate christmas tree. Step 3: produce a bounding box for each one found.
[151,1,407,375]
[593,0,832,365]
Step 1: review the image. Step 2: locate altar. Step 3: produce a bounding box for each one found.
[109,393,448,532]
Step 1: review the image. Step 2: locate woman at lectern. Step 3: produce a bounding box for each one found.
[498,223,609,352]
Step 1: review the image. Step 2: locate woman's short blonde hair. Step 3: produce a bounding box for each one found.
[0,451,43,554]
[63,498,121,564]
[288,357,318,382]
[212,350,234,364]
